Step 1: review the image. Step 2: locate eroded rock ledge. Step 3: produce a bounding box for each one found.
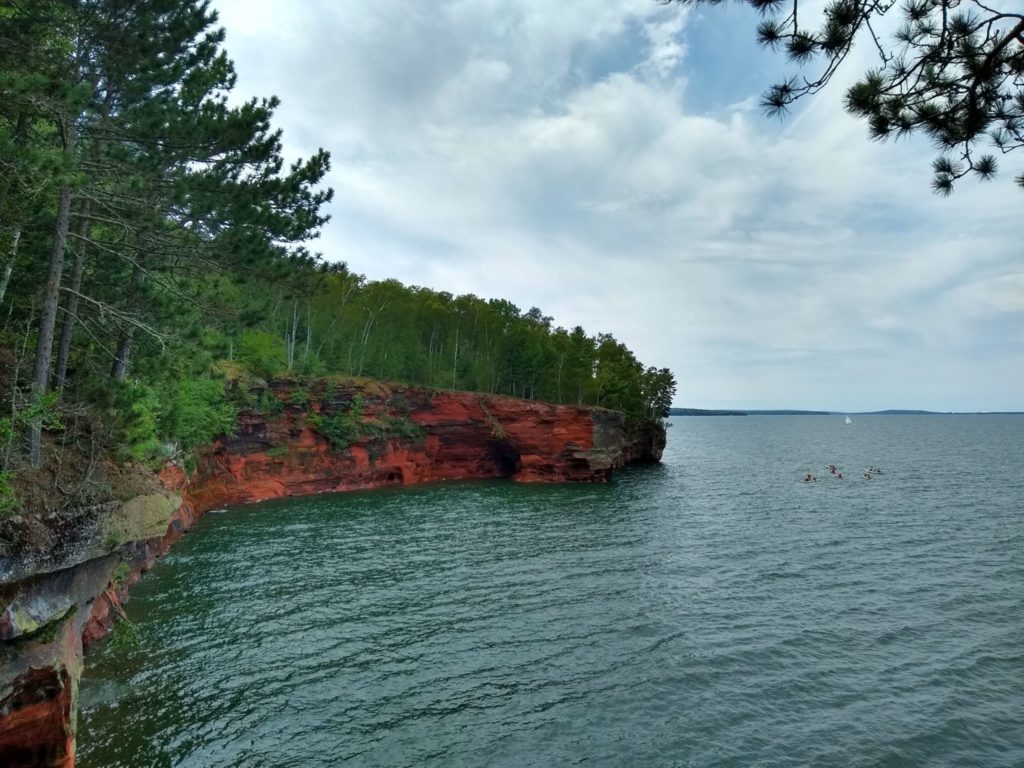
[0,380,665,767]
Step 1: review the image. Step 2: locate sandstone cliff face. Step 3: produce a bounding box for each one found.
[186,382,661,510]
[0,380,665,766]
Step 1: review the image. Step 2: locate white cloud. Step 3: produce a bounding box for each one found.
[211,0,1023,411]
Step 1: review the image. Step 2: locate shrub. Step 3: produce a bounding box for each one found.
[162,380,237,450]
[113,562,132,587]
[89,381,163,462]
[20,391,65,432]
[308,396,365,450]
[238,331,286,377]
[288,387,311,409]
[308,398,426,451]
[294,353,325,377]
[256,389,285,415]
[308,411,361,450]
[108,618,141,654]
[226,381,257,410]
[384,417,426,443]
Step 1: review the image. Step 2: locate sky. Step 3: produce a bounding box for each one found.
[210,0,1022,412]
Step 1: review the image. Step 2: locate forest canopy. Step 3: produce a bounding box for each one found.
[0,0,675,483]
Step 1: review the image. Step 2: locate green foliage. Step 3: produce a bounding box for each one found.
[672,0,1024,192]
[0,471,18,517]
[0,0,674,478]
[479,403,506,440]
[121,387,162,462]
[384,417,426,444]
[20,391,64,432]
[24,607,77,647]
[226,383,257,411]
[113,562,131,587]
[288,387,311,409]
[293,353,325,377]
[255,389,285,415]
[161,380,237,450]
[85,381,163,462]
[0,417,13,466]
[265,445,289,457]
[108,617,141,654]
[309,404,423,451]
[641,367,678,420]
[309,411,362,451]
[239,331,287,378]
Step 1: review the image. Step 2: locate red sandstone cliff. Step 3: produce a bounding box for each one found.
[186,381,660,510]
[0,379,665,767]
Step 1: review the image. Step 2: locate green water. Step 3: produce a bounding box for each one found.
[79,415,1024,766]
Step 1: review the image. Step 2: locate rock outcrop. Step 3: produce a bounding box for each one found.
[186,381,662,508]
[0,380,665,766]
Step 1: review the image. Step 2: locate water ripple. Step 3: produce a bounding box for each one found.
[78,415,1024,767]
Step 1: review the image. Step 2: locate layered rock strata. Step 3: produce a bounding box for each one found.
[0,381,665,766]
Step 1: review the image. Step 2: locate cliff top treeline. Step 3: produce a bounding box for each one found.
[0,1,675,517]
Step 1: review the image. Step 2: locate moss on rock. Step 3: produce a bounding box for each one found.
[94,493,180,554]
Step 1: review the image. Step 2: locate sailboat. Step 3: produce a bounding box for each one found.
[845,415,852,424]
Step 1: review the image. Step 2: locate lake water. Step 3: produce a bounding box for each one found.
[78,415,1024,767]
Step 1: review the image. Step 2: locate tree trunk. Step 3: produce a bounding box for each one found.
[28,178,75,465]
[0,112,27,274]
[315,318,337,358]
[110,327,135,382]
[0,225,21,306]
[53,207,90,391]
[286,300,298,371]
[54,92,111,390]
[110,265,144,382]
[304,300,312,361]
[556,356,564,403]
[452,324,459,390]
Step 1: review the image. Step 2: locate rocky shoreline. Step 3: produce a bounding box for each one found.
[0,380,665,767]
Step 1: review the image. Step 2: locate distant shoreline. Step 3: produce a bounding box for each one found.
[669,408,1024,417]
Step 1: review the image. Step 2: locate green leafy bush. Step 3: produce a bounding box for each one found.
[256,389,285,415]
[238,331,286,377]
[308,397,426,450]
[384,416,426,443]
[161,380,237,450]
[294,353,325,377]
[108,618,141,654]
[123,387,161,460]
[113,562,132,587]
[308,396,365,450]
[23,392,65,431]
[265,445,289,457]
[308,411,361,450]
[288,387,311,409]
[226,382,257,410]
[86,381,163,462]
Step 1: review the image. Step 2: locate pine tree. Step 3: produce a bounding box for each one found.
[11,0,333,464]
[668,0,1024,192]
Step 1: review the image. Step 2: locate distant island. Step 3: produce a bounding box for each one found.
[669,408,830,416]
[670,408,1023,416]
